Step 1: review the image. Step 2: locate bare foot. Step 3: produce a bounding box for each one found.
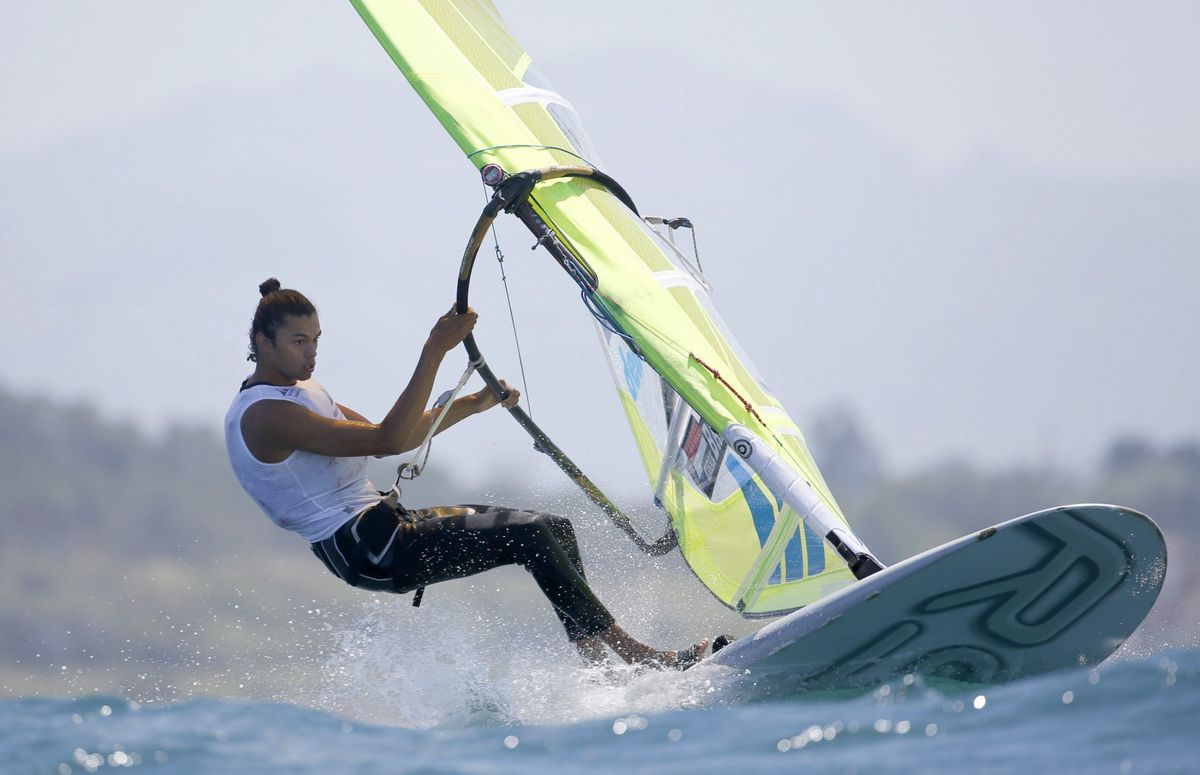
[596,625,710,670]
[666,638,710,671]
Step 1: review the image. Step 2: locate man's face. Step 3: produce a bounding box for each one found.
[259,313,321,381]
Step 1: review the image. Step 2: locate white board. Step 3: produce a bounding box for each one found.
[706,504,1167,692]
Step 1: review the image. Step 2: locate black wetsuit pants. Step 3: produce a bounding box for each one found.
[311,502,616,641]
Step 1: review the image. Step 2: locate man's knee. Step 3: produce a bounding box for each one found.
[521,511,560,537]
[523,512,579,543]
[531,511,573,531]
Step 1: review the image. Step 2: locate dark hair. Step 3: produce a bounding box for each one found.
[247,278,317,362]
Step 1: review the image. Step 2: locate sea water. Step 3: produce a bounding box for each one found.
[3,644,1196,774]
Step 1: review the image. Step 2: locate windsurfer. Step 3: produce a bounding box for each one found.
[224,279,709,669]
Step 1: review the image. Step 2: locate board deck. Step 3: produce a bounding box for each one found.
[705,504,1167,692]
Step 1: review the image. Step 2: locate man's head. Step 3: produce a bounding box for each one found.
[248,278,320,380]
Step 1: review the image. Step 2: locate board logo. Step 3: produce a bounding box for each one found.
[733,438,753,459]
[797,511,1140,689]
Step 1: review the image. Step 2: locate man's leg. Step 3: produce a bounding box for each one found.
[391,507,616,642]
[456,506,597,647]
[391,506,708,668]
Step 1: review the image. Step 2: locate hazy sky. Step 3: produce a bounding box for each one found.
[2,2,1197,491]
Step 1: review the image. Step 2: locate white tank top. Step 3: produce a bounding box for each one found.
[224,378,382,542]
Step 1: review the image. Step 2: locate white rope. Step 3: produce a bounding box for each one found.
[391,357,483,498]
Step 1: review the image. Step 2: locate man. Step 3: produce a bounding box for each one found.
[224,278,708,668]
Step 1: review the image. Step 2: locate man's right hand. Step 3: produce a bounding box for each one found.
[428,305,478,353]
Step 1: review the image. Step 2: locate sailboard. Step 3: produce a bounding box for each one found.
[347,0,1166,686]
[709,504,1167,690]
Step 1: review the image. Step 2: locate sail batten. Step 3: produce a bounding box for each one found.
[350,0,874,615]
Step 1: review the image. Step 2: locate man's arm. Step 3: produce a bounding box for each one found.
[336,380,519,458]
[396,380,520,451]
[241,307,483,462]
[338,404,370,423]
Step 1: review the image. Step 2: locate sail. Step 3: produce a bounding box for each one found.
[350,0,871,614]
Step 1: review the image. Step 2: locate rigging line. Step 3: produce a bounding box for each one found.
[689,355,768,429]
[582,289,639,352]
[689,224,703,274]
[392,355,483,488]
[483,185,533,419]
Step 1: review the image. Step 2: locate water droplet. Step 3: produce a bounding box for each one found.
[874,719,893,734]
[925,723,938,737]
[612,720,628,735]
[503,735,519,749]
[776,739,791,752]
[1062,691,1074,704]
[973,695,987,710]
[895,721,911,734]
[667,729,682,742]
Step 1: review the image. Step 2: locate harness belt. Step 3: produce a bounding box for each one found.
[340,496,426,607]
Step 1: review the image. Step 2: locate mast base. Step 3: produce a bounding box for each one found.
[848,553,884,580]
[826,529,885,580]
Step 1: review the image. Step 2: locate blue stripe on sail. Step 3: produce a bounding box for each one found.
[618,346,643,400]
[724,456,782,584]
[804,522,825,574]
[783,528,804,581]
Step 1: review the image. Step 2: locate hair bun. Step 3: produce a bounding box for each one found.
[258,278,282,297]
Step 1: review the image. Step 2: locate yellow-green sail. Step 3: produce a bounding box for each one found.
[350,0,876,615]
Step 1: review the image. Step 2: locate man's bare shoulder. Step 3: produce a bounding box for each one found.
[240,399,317,462]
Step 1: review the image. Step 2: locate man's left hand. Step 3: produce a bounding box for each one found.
[495,380,520,409]
[475,381,520,411]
